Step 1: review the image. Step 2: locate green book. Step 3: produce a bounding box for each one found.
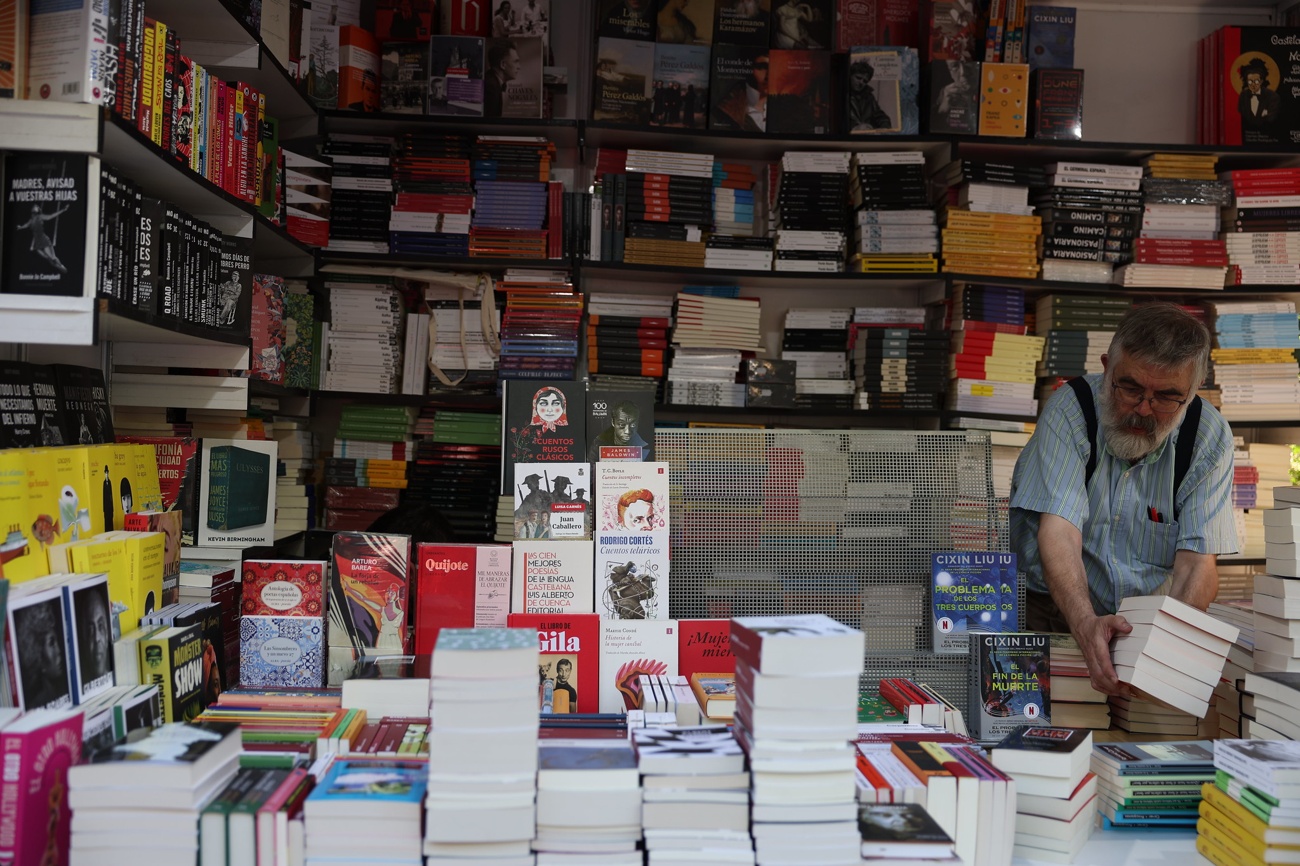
[857,693,904,724]
[239,753,304,770]
[283,293,315,391]
[199,768,267,866]
[228,768,292,863]
[342,406,416,422]
[431,430,500,445]
[206,445,271,531]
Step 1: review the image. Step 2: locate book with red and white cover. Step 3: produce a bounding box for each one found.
[594,462,670,620]
[509,539,595,616]
[414,542,511,655]
[677,618,735,680]
[600,618,678,713]
[508,611,600,714]
[328,532,413,655]
[241,559,327,617]
[0,709,82,866]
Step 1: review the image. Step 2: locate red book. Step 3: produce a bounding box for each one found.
[547,181,563,259]
[677,619,735,681]
[0,710,83,866]
[836,0,878,52]
[241,560,327,617]
[413,543,511,655]
[224,80,240,195]
[507,612,600,714]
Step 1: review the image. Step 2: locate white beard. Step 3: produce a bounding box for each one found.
[1099,379,1184,461]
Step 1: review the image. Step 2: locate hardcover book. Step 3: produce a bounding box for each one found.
[67,572,115,702]
[1031,67,1084,140]
[709,43,768,131]
[930,551,1017,653]
[678,618,735,679]
[197,438,278,547]
[926,0,980,62]
[502,380,587,494]
[509,539,596,615]
[592,36,654,124]
[766,49,830,134]
[713,0,769,46]
[241,559,326,617]
[650,43,710,129]
[52,364,113,444]
[928,59,980,134]
[586,388,655,462]
[8,584,73,711]
[600,618,678,713]
[0,710,82,866]
[328,531,413,654]
[848,45,918,134]
[239,615,326,688]
[978,62,1029,137]
[1025,5,1075,72]
[772,0,830,49]
[487,35,543,118]
[380,41,431,113]
[0,152,98,299]
[508,611,600,713]
[428,35,484,116]
[598,0,656,40]
[414,542,511,654]
[513,462,592,540]
[595,461,670,620]
[658,0,714,44]
[250,273,286,383]
[968,632,1050,741]
[137,623,206,722]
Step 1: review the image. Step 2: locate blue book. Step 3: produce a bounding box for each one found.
[931,552,1018,654]
[305,760,428,818]
[1026,6,1076,72]
[239,615,325,688]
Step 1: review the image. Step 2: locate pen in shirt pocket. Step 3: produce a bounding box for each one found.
[1147,506,1164,523]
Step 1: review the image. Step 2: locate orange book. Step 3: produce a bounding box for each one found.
[978,63,1029,137]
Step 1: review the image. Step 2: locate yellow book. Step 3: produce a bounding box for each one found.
[126,444,164,514]
[151,20,167,146]
[27,446,102,548]
[87,443,134,533]
[978,62,1029,137]
[1198,833,1256,866]
[1197,816,1273,866]
[0,451,48,583]
[70,535,133,633]
[116,531,165,631]
[1200,797,1300,858]
[45,538,90,575]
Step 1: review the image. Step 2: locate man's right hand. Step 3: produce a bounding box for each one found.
[1077,613,1133,697]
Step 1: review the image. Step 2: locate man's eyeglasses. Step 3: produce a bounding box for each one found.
[1111,382,1187,413]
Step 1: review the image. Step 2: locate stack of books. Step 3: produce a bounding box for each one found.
[1232,435,1261,510]
[469,136,558,259]
[1268,488,1300,575]
[1207,300,1300,422]
[1252,543,1300,681]
[782,308,853,411]
[272,417,316,537]
[620,150,714,268]
[586,292,674,381]
[1090,739,1216,830]
[1108,694,1207,739]
[497,269,583,381]
[1047,634,1110,730]
[424,628,538,865]
[949,328,1045,411]
[850,315,947,413]
[1036,325,1111,383]
[1110,595,1239,717]
[305,757,427,864]
[1221,167,1300,285]
[939,160,1043,279]
[773,151,851,272]
[1208,600,1255,739]
[535,738,643,865]
[990,726,1097,864]
[1033,294,1130,407]
[427,300,501,388]
[666,348,745,407]
[1201,739,1300,866]
[324,134,395,255]
[1241,668,1300,740]
[943,284,1038,417]
[633,725,754,865]
[1038,162,1137,273]
[847,152,938,274]
[708,160,771,271]
[1254,445,1299,512]
[409,408,501,543]
[1131,156,1232,284]
[320,486,401,532]
[673,293,761,352]
[322,278,406,394]
[390,133,474,257]
[731,614,866,866]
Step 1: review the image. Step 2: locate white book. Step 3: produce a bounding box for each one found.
[594,462,670,621]
[509,539,595,616]
[600,619,679,713]
[28,0,108,104]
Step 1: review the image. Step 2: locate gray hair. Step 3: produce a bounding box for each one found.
[1107,303,1210,390]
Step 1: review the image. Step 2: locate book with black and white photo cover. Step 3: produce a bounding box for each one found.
[217,235,253,337]
[486,34,543,118]
[709,43,768,131]
[7,583,73,711]
[650,43,710,129]
[600,618,678,712]
[858,802,955,860]
[968,632,1050,741]
[586,388,655,462]
[598,0,656,40]
[593,36,654,124]
[766,49,830,134]
[928,59,980,134]
[631,724,744,775]
[66,573,115,703]
[428,35,485,116]
[595,462,670,621]
[380,41,431,114]
[501,379,587,494]
[512,461,592,539]
[1,152,99,299]
[713,0,769,46]
[848,45,919,134]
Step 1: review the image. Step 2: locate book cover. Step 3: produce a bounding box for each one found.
[486,34,542,118]
[586,389,655,463]
[8,585,73,711]
[69,531,163,635]
[1031,67,1083,140]
[414,542,511,654]
[239,615,326,688]
[0,710,82,866]
[657,0,714,44]
[328,531,412,654]
[337,25,380,111]
[428,35,484,116]
[0,451,46,584]
[306,759,427,814]
[592,36,654,124]
[282,291,316,390]
[848,45,917,133]
[502,380,587,494]
[491,0,550,42]
[250,273,286,383]
[1025,5,1075,72]
[928,59,979,133]
[508,611,600,713]
[137,623,205,722]
[771,0,830,49]
[442,0,490,36]
[380,40,431,113]
[26,363,69,448]
[678,618,735,679]
[1,152,97,298]
[67,573,114,702]
[598,0,656,40]
[599,618,678,713]
[931,551,1017,653]
[197,438,278,547]
[284,149,332,248]
[509,539,596,615]
[859,802,953,854]
[124,510,182,606]
[713,0,769,46]
[766,48,830,134]
[218,235,253,337]
[926,0,980,62]
[52,364,112,445]
[595,461,670,620]
[1217,27,1300,146]
[0,363,43,450]
[978,61,1029,137]
[372,0,434,40]
[513,462,592,540]
[709,43,767,131]
[968,632,1050,741]
[241,560,326,617]
[117,437,200,545]
[27,0,106,104]
[651,42,710,129]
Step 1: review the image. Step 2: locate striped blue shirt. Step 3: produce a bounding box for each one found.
[1009,374,1238,615]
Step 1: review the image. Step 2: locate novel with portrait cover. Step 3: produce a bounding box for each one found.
[508,611,600,713]
[328,531,412,655]
[594,461,670,621]
[501,379,587,494]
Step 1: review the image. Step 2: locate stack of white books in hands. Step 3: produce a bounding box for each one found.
[1110,595,1239,717]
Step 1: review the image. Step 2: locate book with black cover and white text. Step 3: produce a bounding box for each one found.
[712,0,769,46]
[586,388,655,462]
[709,43,767,131]
[1,152,99,298]
[502,379,587,494]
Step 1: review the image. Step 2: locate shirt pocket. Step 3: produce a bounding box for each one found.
[1136,519,1180,569]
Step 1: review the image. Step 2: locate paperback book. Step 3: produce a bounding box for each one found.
[0,152,98,299]
[327,531,413,655]
[380,41,432,114]
[241,560,326,617]
[713,0,769,46]
[928,59,980,134]
[968,631,1050,741]
[848,46,918,134]
[513,462,592,540]
[509,539,596,615]
[930,551,1017,653]
[600,617,679,712]
[508,611,600,713]
[486,35,543,118]
[766,48,830,134]
[414,542,511,654]
[651,43,710,129]
[502,380,587,494]
[595,461,670,620]
[709,44,768,132]
[593,36,654,123]
[239,615,326,688]
[598,0,656,40]
[586,388,655,462]
[428,35,484,116]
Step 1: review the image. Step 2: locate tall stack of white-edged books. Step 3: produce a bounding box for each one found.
[1209,601,1255,739]
[1266,488,1300,577]
[424,628,539,866]
[1111,594,1239,717]
[534,738,642,865]
[1203,738,1300,866]
[322,280,407,394]
[633,725,754,866]
[1241,671,1300,740]
[990,726,1096,864]
[1109,694,1210,738]
[731,614,866,866]
[1252,574,1300,679]
[1048,634,1110,730]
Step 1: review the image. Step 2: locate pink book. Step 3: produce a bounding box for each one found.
[0,710,83,866]
[241,560,326,617]
[255,767,311,866]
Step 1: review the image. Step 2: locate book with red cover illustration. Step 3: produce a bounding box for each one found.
[0,710,83,866]
[677,619,735,680]
[242,560,326,617]
[328,532,412,654]
[508,612,600,714]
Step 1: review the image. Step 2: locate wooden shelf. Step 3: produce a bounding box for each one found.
[97,297,251,348]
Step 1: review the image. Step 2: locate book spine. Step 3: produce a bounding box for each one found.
[138,18,155,135]
[102,0,120,112]
[150,18,166,145]
[0,729,23,864]
[225,82,240,196]
[116,0,139,121]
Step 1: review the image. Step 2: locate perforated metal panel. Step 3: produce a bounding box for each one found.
[656,429,1020,710]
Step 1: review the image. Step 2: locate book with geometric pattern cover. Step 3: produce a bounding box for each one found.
[242,559,326,617]
[239,615,326,688]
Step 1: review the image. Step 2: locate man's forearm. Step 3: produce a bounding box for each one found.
[1037,513,1095,630]
[1168,549,1219,611]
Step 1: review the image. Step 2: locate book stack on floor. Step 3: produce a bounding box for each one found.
[990,726,1097,864]
[322,278,407,394]
[850,306,947,414]
[324,134,395,255]
[1090,739,1216,830]
[1242,668,1300,741]
[425,628,538,866]
[633,725,754,866]
[1111,594,1239,718]
[772,151,851,273]
[69,721,241,866]
[390,133,474,257]
[587,292,675,381]
[938,160,1043,279]
[469,136,558,259]
[707,160,771,271]
[1033,294,1130,406]
[410,408,502,543]
[731,614,866,866]
[943,283,1039,418]
[1207,301,1300,423]
[847,151,938,275]
[1048,634,1111,730]
[618,150,713,268]
[498,269,583,382]
[782,308,853,411]
[535,737,642,865]
[1221,167,1300,285]
[857,802,959,866]
[1208,601,1255,739]
[1201,739,1300,866]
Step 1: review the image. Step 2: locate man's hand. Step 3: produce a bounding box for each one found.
[1076,613,1133,697]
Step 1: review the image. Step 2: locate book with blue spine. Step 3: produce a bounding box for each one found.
[931,551,1017,653]
[304,759,427,818]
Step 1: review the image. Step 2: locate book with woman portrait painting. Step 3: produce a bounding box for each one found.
[327,532,413,661]
[501,379,587,494]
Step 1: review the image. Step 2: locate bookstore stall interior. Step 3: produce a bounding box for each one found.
[4,0,1300,864]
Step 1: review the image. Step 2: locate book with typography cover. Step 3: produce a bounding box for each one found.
[414,543,511,654]
[117,437,200,545]
[926,0,980,62]
[931,551,1017,653]
[502,380,587,494]
[598,0,656,40]
[1,152,98,299]
[486,35,543,118]
[848,45,918,133]
[509,539,596,615]
[600,618,678,712]
[380,41,431,113]
[678,618,735,680]
[650,43,710,129]
[1031,67,1083,139]
[428,35,485,116]
[713,0,769,46]
[766,49,830,134]
[123,510,182,606]
[593,36,654,123]
[240,615,326,688]
[137,623,206,722]
[328,531,413,655]
[53,364,112,445]
[709,43,768,131]
[595,462,670,621]
[508,611,600,713]
[199,440,276,546]
[0,710,82,866]
[968,632,1050,741]
[241,560,326,617]
[513,462,592,540]
[1025,6,1075,72]
[217,236,253,337]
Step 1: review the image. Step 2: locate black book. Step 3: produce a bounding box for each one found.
[501,380,587,494]
[159,206,181,318]
[927,60,980,134]
[0,362,43,449]
[710,44,767,132]
[52,364,114,445]
[1,152,98,298]
[134,196,163,312]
